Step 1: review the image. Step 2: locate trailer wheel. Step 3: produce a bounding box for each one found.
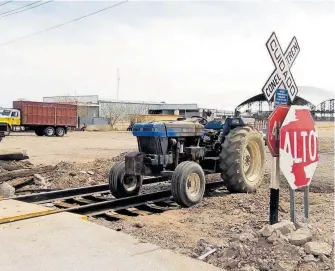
[108,161,142,198]
[55,127,65,137]
[35,129,44,136]
[171,161,205,207]
[44,126,55,137]
[220,126,265,193]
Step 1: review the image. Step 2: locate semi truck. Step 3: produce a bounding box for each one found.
[0,101,78,137]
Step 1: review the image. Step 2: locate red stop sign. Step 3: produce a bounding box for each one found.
[279,106,319,189]
[267,105,290,156]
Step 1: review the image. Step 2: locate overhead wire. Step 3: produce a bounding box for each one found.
[0,1,13,7]
[1,0,53,18]
[0,0,41,16]
[0,0,128,47]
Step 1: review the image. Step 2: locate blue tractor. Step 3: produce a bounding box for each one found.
[109,116,265,207]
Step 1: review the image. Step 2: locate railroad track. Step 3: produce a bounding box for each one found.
[1,178,225,225]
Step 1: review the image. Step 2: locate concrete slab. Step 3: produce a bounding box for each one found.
[0,212,223,271]
[0,199,54,224]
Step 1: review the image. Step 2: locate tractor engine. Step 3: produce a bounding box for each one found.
[130,121,204,175]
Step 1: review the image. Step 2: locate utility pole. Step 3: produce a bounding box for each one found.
[117,68,120,100]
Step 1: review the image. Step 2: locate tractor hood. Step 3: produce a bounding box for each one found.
[132,122,167,137]
[132,120,204,138]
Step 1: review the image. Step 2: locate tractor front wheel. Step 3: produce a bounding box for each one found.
[220,126,265,193]
[108,161,142,198]
[171,161,205,207]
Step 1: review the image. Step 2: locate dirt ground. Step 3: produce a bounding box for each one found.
[93,124,334,271]
[1,122,334,270]
[1,131,137,165]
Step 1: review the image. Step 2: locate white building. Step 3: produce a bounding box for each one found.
[98,99,199,117]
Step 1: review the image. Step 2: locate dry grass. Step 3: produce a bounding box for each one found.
[316,121,334,130]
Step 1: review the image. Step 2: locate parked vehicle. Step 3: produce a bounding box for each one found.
[0,101,77,137]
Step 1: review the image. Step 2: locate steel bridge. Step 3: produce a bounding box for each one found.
[235,93,334,121]
[312,99,334,121]
[234,93,315,119]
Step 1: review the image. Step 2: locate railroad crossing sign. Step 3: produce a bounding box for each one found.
[279,106,319,189]
[274,89,289,106]
[262,32,300,103]
[267,105,290,157]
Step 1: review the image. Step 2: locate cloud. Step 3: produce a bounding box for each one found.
[0,1,334,110]
[298,86,334,105]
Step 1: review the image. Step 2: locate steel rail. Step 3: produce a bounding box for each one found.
[68,190,172,216]
[0,181,224,225]
[10,176,167,203]
[44,180,225,216]
[11,184,109,203]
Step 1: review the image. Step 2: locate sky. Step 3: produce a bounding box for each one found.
[0,0,334,110]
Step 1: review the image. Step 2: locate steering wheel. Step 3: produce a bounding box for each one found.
[190,116,208,125]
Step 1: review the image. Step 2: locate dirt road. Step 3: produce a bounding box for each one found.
[1,131,137,165]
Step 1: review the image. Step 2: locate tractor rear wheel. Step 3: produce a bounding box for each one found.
[171,161,205,207]
[108,161,142,198]
[220,126,265,193]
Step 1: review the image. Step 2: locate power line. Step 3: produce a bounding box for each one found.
[0,0,41,16]
[0,0,128,47]
[0,1,13,7]
[1,0,53,18]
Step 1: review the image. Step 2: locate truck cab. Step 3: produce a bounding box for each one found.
[0,109,21,131]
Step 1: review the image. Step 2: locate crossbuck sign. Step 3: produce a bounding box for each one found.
[262,32,300,102]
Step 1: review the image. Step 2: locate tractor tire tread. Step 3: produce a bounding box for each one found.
[109,161,125,196]
[172,161,193,204]
[109,161,142,198]
[171,161,205,207]
[220,126,264,193]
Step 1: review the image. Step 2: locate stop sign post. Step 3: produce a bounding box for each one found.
[267,105,290,224]
[280,106,319,222]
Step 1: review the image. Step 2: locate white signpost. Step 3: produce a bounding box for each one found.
[262,32,300,102]
[262,32,302,224]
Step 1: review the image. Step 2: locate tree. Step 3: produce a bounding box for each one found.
[100,102,149,129]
